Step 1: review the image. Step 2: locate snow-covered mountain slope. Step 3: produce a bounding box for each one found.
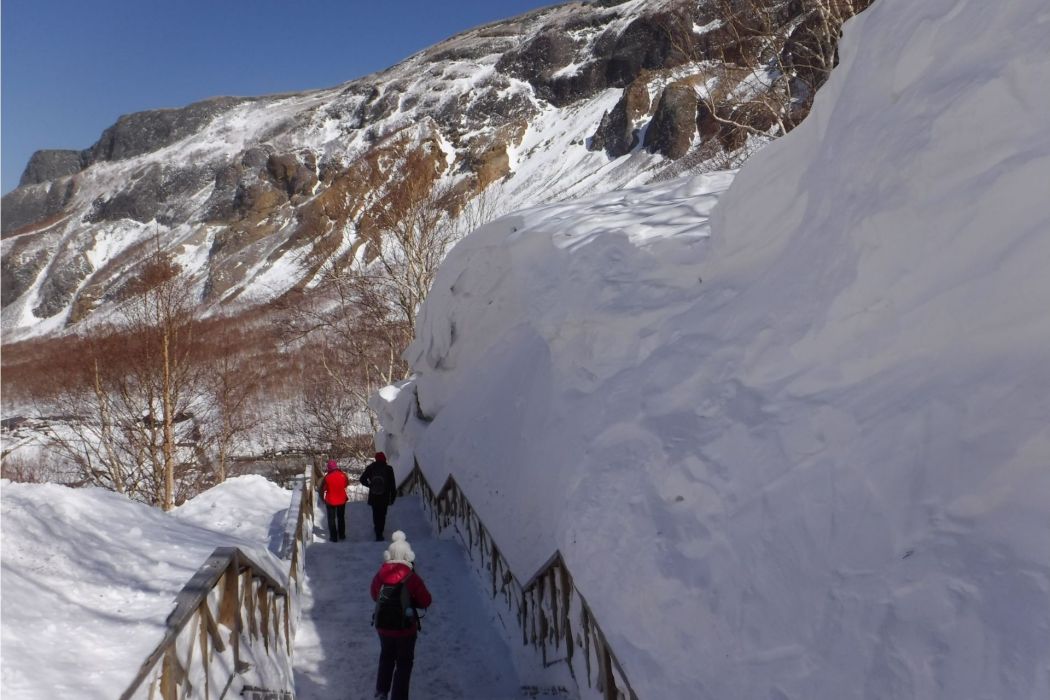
[1,0,867,342]
[373,0,1050,697]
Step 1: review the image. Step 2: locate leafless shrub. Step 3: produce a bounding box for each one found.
[27,242,205,509]
[275,170,505,461]
[0,451,47,484]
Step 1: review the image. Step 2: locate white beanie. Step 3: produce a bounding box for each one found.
[383,531,415,564]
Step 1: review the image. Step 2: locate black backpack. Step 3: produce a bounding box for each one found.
[373,579,417,630]
[369,472,387,496]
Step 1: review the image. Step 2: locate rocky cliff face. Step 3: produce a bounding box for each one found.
[1,0,868,341]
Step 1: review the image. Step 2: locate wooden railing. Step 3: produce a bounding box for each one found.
[399,463,637,700]
[120,463,318,700]
[282,460,323,596]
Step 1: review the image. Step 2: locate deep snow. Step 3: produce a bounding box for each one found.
[373,0,1050,697]
[0,475,290,698]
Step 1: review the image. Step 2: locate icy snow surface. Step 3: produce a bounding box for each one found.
[293,498,573,700]
[374,0,1050,697]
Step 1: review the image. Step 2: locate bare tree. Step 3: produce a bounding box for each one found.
[360,177,467,338]
[276,259,409,458]
[197,320,265,483]
[42,336,154,503]
[124,248,204,509]
[42,246,207,509]
[276,174,505,460]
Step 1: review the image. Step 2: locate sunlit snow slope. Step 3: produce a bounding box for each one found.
[374,0,1050,697]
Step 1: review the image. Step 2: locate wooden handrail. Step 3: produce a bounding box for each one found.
[397,463,637,700]
[121,463,318,700]
[119,547,289,700]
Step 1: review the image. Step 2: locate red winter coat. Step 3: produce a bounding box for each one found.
[321,469,349,506]
[370,562,432,637]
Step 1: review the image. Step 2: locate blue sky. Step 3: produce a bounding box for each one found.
[1,0,555,194]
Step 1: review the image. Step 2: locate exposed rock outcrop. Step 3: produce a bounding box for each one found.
[466,143,511,189]
[83,96,254,165]
[84,163,215,226]
[1,241,51,307]
[590,78,651,156]
[697,101,720,141]
[33,250,92,319]
[497,31,611,107]
[267,152,318,199]
[645,81,698,159]
[496,31,576,83]
[18,150,83,187]
[604,13,692,87]
[1,178,77,237]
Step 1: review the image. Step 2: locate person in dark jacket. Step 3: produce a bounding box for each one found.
[319,459,349,541]
[370,531,431,700]
[360,451,397,541]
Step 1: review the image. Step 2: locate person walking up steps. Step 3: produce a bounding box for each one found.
[370,531,431,700]
[319,459,349,542]
[360,452,397,541]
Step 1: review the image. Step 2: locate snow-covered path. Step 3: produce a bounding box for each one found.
[292,496,573,700]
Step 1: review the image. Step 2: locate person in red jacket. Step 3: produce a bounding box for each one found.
[319,459,349,542]
[370,531,431,700]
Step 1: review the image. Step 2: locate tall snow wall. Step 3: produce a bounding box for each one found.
[374,0,1050,697]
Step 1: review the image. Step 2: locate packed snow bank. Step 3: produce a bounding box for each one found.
[375,0,1050,697]
[172,473,292,551]
[0,477,291,699]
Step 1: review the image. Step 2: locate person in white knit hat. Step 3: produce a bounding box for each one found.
[370,531,432,700]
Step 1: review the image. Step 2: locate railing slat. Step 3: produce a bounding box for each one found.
[200,600,226,654]
[399,461,638,700]
[122,462,319,700]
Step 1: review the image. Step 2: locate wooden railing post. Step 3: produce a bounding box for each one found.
[400,463,638,700]
[221,551,241,669]
[600,646,617,700]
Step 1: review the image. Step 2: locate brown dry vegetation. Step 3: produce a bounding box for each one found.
[2,306,302,497]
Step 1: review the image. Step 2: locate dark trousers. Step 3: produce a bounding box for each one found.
[371,501,389,539]
[376,634,416,700]
[325,503,346,541]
